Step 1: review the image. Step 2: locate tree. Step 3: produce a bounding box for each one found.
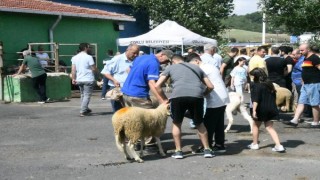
[260,0,320,35]
[223,12,263,33]
[116,0,234,38]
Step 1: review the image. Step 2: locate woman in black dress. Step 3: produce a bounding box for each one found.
[248,68,286,152]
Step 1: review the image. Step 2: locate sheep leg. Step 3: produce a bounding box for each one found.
[115,135,131,160]
[239,105,254,133]
[155,137,166,156]
[127,141,144,163]
[285,95,291,112]
[224,105,235,133]
[139,139,145,157]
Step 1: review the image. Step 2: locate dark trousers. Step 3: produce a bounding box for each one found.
[109,86,124,112]
[111,99,123,112]
[203,106,226,146]
[32,73,47,101]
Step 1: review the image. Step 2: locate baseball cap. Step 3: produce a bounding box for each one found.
[161,50,174,61]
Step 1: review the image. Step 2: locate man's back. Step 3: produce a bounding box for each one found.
[71,52,95,82]
[162,62,205,99]
[121,54,159,98]
[265,56,287,77]
[249,54,268,81]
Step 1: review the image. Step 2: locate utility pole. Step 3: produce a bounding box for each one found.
[262,13,266,44]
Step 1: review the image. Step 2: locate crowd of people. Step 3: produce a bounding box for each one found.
[17,41,320,160]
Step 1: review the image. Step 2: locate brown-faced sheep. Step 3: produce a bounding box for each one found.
[225,92,254,133]
[112,103,169,163]
[273,83,293,112]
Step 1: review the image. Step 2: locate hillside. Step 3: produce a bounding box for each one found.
[223,12,286,34]
[221,29,290,43]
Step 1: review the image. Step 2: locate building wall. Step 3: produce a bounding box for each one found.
[0,11,119,71]
[49,0,150,53]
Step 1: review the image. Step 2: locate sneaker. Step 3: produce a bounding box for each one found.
[101,97,106,100]
[192,146,204,154]
[283,120,298,127]
[272,145,286,152]
[203,149,215,158]
[38,101,45,104]
[189,120,196,129]
[247,143,259,150]
[212,145,226,153]
[310,122,320,128]
[45,98,51,103]
[80,110,91,117]
[171,150,183,159]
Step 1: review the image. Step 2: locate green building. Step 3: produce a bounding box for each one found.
[0,0,135,102]
[0,0,135,71]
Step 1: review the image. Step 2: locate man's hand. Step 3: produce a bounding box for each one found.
[72,79,77,85]
[113,80,120,87]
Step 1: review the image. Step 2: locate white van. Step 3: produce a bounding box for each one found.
[298,32,315,44]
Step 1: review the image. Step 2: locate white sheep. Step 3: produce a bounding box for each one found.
[224,92,254,133]
[273,83,293,112]
[112,103,169,163]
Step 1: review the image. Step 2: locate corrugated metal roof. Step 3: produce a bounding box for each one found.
[0,0,135,21]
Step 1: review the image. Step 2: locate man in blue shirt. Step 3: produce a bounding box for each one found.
[101,44,139,112]
[121,50,173,107]
[291,49,304,102]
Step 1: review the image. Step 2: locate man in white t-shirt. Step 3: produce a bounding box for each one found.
[71,43,97,117]
[36,45,50,68]
[194,53,230,152]
[201,44,221,69]
[213,47,223,69]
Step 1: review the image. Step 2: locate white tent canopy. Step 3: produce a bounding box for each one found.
[117,20,217,47]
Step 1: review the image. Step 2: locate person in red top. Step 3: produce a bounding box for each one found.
[285,43,320,127]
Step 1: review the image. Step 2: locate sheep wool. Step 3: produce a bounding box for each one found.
[112,103,169,162]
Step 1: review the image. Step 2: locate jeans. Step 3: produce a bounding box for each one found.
[77,81,94,113]
[101,76,110,98]
[298,83,320,106]
[32,73,47,101]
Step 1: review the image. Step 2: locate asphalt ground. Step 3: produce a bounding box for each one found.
[0,91,319,180]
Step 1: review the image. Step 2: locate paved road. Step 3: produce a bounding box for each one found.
[0,91,319,180]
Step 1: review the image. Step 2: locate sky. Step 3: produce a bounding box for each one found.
[233,0,260,15]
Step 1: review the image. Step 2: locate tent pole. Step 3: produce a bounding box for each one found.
[181,44,184,55]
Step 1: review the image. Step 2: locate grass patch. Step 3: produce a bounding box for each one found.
[221,29,290,43]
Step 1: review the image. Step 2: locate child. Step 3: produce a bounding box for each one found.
[230,57,248,100]
[248,68,285,152]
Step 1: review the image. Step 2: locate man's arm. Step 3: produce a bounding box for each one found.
[220,63,226,75]
[71,64,77,85]
[286,64,293,74]
[149,78,168,104]
[203,77,214,96]
[104,73,120,87]
[13,64,27,76]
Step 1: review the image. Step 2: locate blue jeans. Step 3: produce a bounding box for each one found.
[77,81,94,113]
[101,77,110,98]
[298,83,320,106]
